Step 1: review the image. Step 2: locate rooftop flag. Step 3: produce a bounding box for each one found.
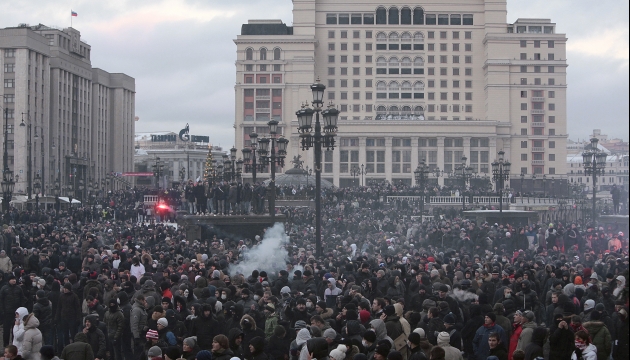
[71,10,78,16]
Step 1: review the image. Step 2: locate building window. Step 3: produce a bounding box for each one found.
[341,31,347,38]
[273,48,281,60]
[548,116,555,123]
[521,128,527,135]
[549,103,555,111]
[328,56,335,63]
[549,141,555,148]
[521,154,528,161]
[328,31,335,38]
[549,129,555,135]
[548,66,555,73]
[521,116,527,123]
[521,103,527,110]
[534,40,540,48]
[520,66,527,73]
[549,78,555,85]
[4,49,15,57]
[4,64,15,73]
[4,79,15,88]
[548,40,555,48]
[521,141,527,148]
[520,40,527,48]
[549,154,555,161]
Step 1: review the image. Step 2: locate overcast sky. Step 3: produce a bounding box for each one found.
[2,0,628,146]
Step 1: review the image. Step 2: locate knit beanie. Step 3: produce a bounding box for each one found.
[437,331,450,344]
[329,345,347,360]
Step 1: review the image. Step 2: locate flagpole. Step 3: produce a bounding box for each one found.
[71,10,72,28]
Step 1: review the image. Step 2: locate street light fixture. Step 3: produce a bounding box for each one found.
[257,120,288,219]
[520,172,525,202]
[414,159,430,215]
[242,132,264,184]
[491,150,511,225]
[296,79,339,257]
[582,138,607,221]
[454,156,474,211]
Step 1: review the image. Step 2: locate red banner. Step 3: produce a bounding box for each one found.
[122,172,154,177]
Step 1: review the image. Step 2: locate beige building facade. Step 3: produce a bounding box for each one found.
[234,0,568,188]
[0,24,135,198]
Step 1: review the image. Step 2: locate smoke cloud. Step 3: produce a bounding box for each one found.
[228,223,289,278]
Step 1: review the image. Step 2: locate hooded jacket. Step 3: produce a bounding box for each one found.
[32,296,52,331]
[516,321,537,351]
[571,344,597,360]
[21,313,43,360]
[12,307,30,354]
[324,278,342,308]
[583,321,612,360]
[437,334,463,360]
[84,314,106,360]
[105,303,125,340]
[0,281,28,315]
[369,319,394,348]
[523,327,546,360]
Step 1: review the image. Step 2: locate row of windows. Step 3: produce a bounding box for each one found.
[519,53,556,61]
[328,10,477,26]
[4,64,15,73]
[520,103,557,111]
[520,128,557,135]
[519,78,556,86]
[520,66,556,73]
[520,115,556,123]
[243,89,283,97]
[340,137,490,147]
[520,153,557,161]
[4,49,15,57]
[244,64,282,72]
[244,47,282,61]
[520,90,556,98]
[520,140,556,148]
[520,40,555,48]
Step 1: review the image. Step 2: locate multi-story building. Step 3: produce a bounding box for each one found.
[233,0,568,188]
[0,23,135,199]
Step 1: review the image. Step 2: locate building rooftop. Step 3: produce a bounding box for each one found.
[241,22,293,36]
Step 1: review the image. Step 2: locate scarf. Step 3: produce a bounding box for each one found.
[484,322,496,328]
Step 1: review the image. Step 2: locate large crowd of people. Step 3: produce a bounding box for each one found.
[0,181,627,360]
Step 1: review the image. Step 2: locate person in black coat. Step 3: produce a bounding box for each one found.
[191,304,219,350]
[0,274,28,346]
[488,332,508,360]
[265,326,291,360]
[548,314,574,360]
[241,315,265,359]
[32,290,53,346]
[524,327,547,360]
[247,336,268,360]
[461,304,484,359]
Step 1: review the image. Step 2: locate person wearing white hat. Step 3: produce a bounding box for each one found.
[329,344,347,360]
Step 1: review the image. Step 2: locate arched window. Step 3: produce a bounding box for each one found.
[388,81,400,91]
[388,7,399,25]
[402,105,412,114]
[388,57,399,66]
[377,105,387,113]
[413,81,425,90]
[245,48,253,60]
[376,81,387,90]
[401,32,412,40]
[389,106,400,114]
[401,7,412,24]
[376,32,387,41]
[401,57,412,66]
[388,32,399,40]
[414,106,425,115]
[414,57,424,66]
[273,48,281,60]
[414,31,424,41]
[401,81,412,90]
[376,57,387,66]
[376,7,387,24]
[413,7,424,25]
[259,48,267,60]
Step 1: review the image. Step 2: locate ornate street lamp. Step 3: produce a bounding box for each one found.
[414,159,430,215]
[491,150,511,224]
[582,138,607,220]
[258,120,288,219]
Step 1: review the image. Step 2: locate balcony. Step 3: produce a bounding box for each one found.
[255,95,270,100]
[256,108,270,113]
[532,147,545,152]
[531,97,545,102]
[532,122,545,127]
[531,160,545,165]
[531,109,545,114]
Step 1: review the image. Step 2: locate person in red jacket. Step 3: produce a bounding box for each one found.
[509,311,524,360]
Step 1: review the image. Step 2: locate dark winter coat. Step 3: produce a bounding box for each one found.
[56,290,82,322]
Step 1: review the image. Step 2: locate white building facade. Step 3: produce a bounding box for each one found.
[233,0,568,188]
[0,24,135,197]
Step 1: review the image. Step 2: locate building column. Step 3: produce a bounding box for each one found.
[385,137,393,183]
[359,137,367,168]
[332,145,340,187]
[411,136,419,186]
[463,136,471,164]
[502,137,512,175]
[437,137,445,186]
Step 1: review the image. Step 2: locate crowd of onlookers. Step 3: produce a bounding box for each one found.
[0,181,626,360]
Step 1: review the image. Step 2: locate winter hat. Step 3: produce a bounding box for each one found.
[408,332,421,345]
[437,332,450,344]
[323,328,337,339]
[146,329,159,340]
[384,305,396,317]
[294,320,308,330]
[590,310,601,320]
[486,312,497,322]
[574,276,583,285]
[329,344,348,360]
[183,337,196,348]
[63,283,72,291]
[595,303,605,312]
[443,313,456,325]
[36,290,47,299]
[375,344,390,357]
[164,347,180,360]
[363,330,377,343]
[157,318,169,327]
[39,345,55,360]
[523,310,536,322]
[387,351,403,360]
[413,328,426,339]
[317,301,327,310]
[147,346,162,357]
[196,350,212,360]
[583,299,595,311]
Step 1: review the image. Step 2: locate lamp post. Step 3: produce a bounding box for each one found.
[53,179,60,213]
[455,156,473,211]
[296,80,339,257]
[306,167,313,188]
[350,165,360,187]
[551,177,555,198]
[491,150,511,225]
[414,159,430,215]
[19,114,34,208]
[152,157,164,189]
[2,106,15,215]
[542,174,547,197]
[179,166,186,187]
[520,172,525,202]
[33,173,41,213]
[582,138,607,221]
[229,146,238,182]
[257,120,288,219]
[242,133,263,184]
